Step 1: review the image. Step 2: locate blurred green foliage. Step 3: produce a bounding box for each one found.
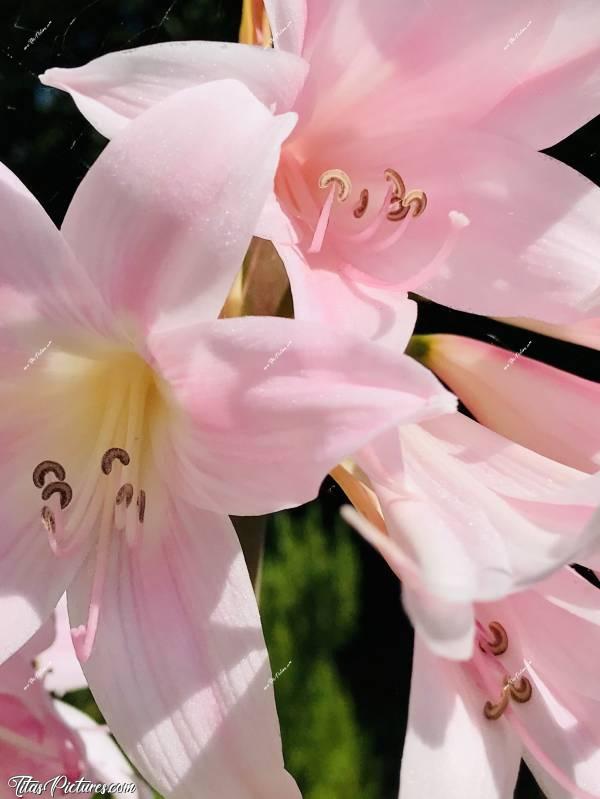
[261,505,380,799]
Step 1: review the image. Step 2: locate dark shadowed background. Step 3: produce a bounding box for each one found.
[1,2,598,797]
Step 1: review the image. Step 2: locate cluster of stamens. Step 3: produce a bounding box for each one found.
[33,448,148,663]
[34,448,146,543]
[319,167,427,221]
[478,621,533,721]
[304,165,428,258]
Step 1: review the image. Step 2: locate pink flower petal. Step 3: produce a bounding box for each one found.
[148,315,456,515]
[41,42,308,139]
[264,0,306,54]
[403,588,475,660]
[421,334,600,473]
[504,641,600,796]
[355,415,600,603]
[513,568,600,702]
[502,316,600,350]
[296,0,555,135]
[0,163,113,345]
[399,636,521,799]
[276,242,418,345]
[61,81,296,334]
[354,130,600,322]
[0,470,85,663]
[53,701,154,798]
[483,0,600,148]
[67,505,300,799]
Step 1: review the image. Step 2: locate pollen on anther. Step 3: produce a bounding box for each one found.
[101,448,130,475]
[137,489,146,523]
[41,481,73,510]
[116,483,134,507]
[33,460,66,488]
[479,620,509,656]
[318,169,352,202]
[353,189,369,218]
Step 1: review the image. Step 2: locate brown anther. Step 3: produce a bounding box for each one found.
[478,621,509,656]
[41,481,73,510]
[137,489,146,523]
[318,169,352,202]
[353,188,369,218]
[386,202,410,222]
[402,189,428,217]
[509,676,533,703]
[384,167,427,221]
[116,483,134,507]
[384,168,406,199]
[483,682,510,720]
[101,448,130,475]
[484,674,533,721]
[33,461,66,488]
[41,506,56,535]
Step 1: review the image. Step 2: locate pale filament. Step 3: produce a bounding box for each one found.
[71,365,151,661]
[337,210,469,293]
[0,711,84,780]
[71,472,117,663]
[308,169,353,254]
[0,722,59,760]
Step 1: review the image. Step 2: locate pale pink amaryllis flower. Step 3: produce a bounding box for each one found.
[0,620,86,794]
[402,566,600,799]
[0,79,455,797]
[341,411,600,659]
[409,333,600,473]
[40,1,600,342]
[0,617,151,798]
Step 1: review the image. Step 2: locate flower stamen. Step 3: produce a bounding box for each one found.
[478,620,509,655]
[115,483,134,507]
[101,448,130,475]
[137,489,146,523]
[41,481,73,509]
[353,189,369,218]
[318,169,352,202]
[32,460,66,488]
[484,681,510,720]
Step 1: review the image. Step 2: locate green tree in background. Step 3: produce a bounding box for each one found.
[261,505,380,799]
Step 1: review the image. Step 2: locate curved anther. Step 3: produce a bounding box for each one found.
[116,483,134,507]
[353,189,369,218]
[478,620,509,655]
[384,168,428,221]
[483,683,510,720]
[101,448,130,475]
[402,189,428,217]
[33,461,66,488]
[509,676,533,703]
[318,169,352,202]
[41,481,73,510]
[386,203,410,222]
[137,489,146,523]
[384,168,406,199]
